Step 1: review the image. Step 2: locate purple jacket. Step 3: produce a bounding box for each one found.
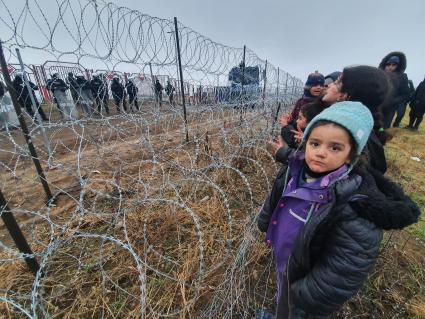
[265,153,349,273]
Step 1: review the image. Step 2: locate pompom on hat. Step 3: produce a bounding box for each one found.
[302,101,374,155]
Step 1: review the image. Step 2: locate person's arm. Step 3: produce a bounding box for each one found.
[290,99,301,123]
[281,124,298,149]
[290,211,382,316]
[394,73,410,104]
[257,164,288,232]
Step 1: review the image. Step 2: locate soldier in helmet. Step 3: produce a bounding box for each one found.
[126,78,139,111]
[12,73,48,121]
[91,74,110,115]
[111,76,127,112]
[46,73,69,113]
[67,72,79,104]
[154,78,163,107]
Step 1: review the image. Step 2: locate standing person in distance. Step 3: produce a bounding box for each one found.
[126,78,139,112]
[154,78,163,107]
[406,76,425,131]
[111,76,127,113]
[67,72,79,104]
[91,74,110,115]
[12,73,48,122]
[378,52,410,128]
[165,80,175,104]
[101,74,110,111]
[46,73,69,112]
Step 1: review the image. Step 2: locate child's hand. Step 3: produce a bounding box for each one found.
[291,126,304,144]
[267,136,285,156]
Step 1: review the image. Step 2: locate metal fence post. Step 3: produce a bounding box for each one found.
[262,60,267,107]
[174,17,189,142]
[273,67,281,128]
[0,42,53,203]
[241,45,246,108]
[0,188,40,275]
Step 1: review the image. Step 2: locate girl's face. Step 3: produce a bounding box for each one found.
[296,112,307,130]
[322,77,347,103]
[305,124,352,173]
[309,84,323,97]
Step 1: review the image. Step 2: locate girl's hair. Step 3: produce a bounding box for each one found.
[300,102,327,123]
[304,120,358,163]
[340,66,392,144]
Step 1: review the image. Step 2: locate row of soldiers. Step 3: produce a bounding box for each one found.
[8,71,176,121]
[65,73,140,115]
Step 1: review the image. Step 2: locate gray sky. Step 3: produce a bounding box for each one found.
[120,0,425,86]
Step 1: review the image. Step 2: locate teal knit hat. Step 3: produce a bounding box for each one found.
[302,101,374,155]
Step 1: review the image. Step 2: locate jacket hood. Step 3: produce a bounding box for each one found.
[350,166,420,230]
[379,51,407,73]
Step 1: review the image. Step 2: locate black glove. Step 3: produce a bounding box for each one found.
[257,202,272,233]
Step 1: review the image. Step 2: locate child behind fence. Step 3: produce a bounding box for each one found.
[257,101,419,318]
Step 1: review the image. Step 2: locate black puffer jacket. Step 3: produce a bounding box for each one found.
[12,76,39,107]
[363,131,387,174]
[111,78,125,99]
[379,52,410,112]
[258,150,420,318]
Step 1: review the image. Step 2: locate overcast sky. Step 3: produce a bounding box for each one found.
[1,0,424,86]
[120,0,425,86]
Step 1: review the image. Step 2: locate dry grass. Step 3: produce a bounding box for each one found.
[0,111,424,318]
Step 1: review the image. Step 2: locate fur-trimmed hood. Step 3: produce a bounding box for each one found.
[379,51,407,73]
[351,166,420,230]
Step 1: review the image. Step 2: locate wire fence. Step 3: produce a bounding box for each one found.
[0,0,305,318]
[0,1,423,318]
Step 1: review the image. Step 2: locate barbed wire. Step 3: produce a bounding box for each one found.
[1,1,423,319]
[0,0,307,318]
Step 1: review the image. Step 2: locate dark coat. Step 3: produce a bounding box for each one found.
[111,79,125,99]
[258,149,420,318]
[280,124,299,149]
[125,81,138,98]
[363,131,387,174]
[90,77,107,99]
[410,80,425,116]
[67,74,79,96]
[46,77,68,93]
[165,82,175,95]
[290,96,315,124]
[12,76,39,107]
[76,76,91,91]
[155,81,163,94]
[378,52,410,112]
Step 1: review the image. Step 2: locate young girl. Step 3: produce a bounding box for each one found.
[289,71,324,124]
[279,102,325,149]
[258,101,419,318]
